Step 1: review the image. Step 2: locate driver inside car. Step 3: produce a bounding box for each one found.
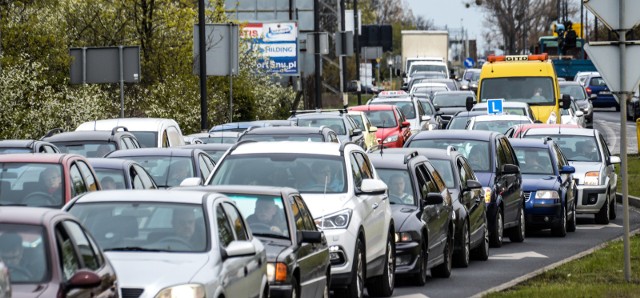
[246,199,286,234]
[0,233,32,280]
[170,208,203,249]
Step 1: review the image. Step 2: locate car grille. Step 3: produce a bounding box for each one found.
[122,288,144,298]
[524,192,532,201]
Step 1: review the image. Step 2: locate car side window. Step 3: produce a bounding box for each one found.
[500,138,517,165]
[294,195,317,231]
[350,156,363,188]
[161,130,170,148]
[426,163,446,191]
[329,132,339,143]
[598,135,611,160]
[167,126,182,147]
[290,196,304,231]
[62,221,101,270]
[69,164,87,197]
[76,161,98,191]
[353,152,374,180]
[133,164,155,189]
[458,159,469,190]
[416,165,432,197]
[495,139,507,170]
[216,205,235,247]
[55,222,81,281]
[222,202,250,241]
[461,157,477,180]
[198,155,211,179]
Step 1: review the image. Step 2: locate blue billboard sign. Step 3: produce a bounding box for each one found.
[242,22,298,75]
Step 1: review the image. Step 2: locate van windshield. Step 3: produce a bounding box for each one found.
[130,132,157,148]
[479,77,555,105]
[409,64,447,76]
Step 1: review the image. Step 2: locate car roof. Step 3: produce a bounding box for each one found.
[73,189,216,204]
[473,102,529,108]
[243,126,327,135]
[179,185,298,197]
[508,138,550,149]
[230,141,346,156]
[76,118,179,132]
[387,147,458,161]
[433,91,475,96]
[525,127,595,137]
[290,112,345,119]
[42,131,129,142]
[0,140,39,148]
[367,150,428,169]
[180,143,233,151]
[0,207,71,225]
[471,114,532,121]
[0,153,76,163]
[370,96,413,103]
[188,132,242,138]
[452,110,486,117]
[350,104,396,111]
[559,81,582,86]
[411,130,500,141]
[105,148,199,158]
[411,82,448,88]
[86,157,133,169]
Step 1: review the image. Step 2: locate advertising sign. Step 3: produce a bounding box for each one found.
[242,22,298,75]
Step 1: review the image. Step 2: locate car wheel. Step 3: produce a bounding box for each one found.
[508,206,525,243]
[412,237,429,286]
[431,231,453,278]
[291,276,300,298]
[489,209,503,248]
[595,196,610,225]
[472,216,490,261]
[453,220,470,268]
[551,205,568,237]
[336,238,365,298]
[322,271,330,298]
[567,201,577,232]
[609,191,617,220]
[366,231,395,297]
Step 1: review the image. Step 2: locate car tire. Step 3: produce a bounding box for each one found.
[508,206,525,243]
[609,192,617,220]
[322,271,330,298]
[291,276,300,298]
[472,216,490,261]
[411,237,429,286]
[431,232,453,278]
[489,208,503,248]
[595,197,610,225]
[567,201,577,232]
[453,220,470,268]
[335,238,365,298]
[366,231,395,297]
[551,205,568,237]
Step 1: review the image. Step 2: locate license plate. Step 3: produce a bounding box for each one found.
[600,91,611,95]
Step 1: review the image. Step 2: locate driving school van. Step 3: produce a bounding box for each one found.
[476,54,570,124]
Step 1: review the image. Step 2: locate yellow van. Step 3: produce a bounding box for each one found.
[476,54,570,124]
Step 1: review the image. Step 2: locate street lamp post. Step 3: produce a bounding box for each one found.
[387,58,393,90]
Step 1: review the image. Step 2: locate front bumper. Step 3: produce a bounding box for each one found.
[394,240,421,275]
[576,184,607,213]
[269,284,293,298]
[322,228,356,287]
[524,198,562,228]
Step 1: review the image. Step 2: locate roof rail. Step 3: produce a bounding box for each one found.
[446,145,457,156]
[228,139,257,154]
[404,151,419,164]
[41,128,64,139]
[111,126,129,135]
[290,108,347,116]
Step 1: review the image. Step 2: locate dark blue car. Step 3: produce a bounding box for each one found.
[509,138,577,237]
[585,75,619,110]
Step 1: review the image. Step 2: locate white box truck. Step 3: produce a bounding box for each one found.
[401,30,449,76]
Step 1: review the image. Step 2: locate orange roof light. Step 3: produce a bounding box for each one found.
[487,53,549,63]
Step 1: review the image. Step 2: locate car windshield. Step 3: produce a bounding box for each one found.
[513,147,554,175]
[464,71,480,81]
[370,101,416,119]
[560,85,587,100]
[69,202,207,252]
[447,115,472,129]
[412,86,448,98]
[239,135,324,142]
[224,194,290,239]
[93,168,127,190]
[297,118,346,135]
[376,169,416,206]
[0,148,32,154]
[409,64,447,75]
[350,115,365,130]
[479,77,555,105]
[129,132,157,148]
[524,134,601,162]
[0,224,49,284]
[54,142,116,158]
[433,94,470,107]
[0,163,64,208]
[417,100,435,114]
[407,140,491,172]
[124,156,194,188]
[209,154,347,193]
[364,110,397,128]
[430,159,455,188]
[201,137,237,144]
[473,107,527,116]
[472,120,530,134]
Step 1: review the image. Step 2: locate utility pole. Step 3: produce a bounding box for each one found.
[314,0,322,109]
[354,0,362,105]
[198,0,208,131]
[339,0,347,107]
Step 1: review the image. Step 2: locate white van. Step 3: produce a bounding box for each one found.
[76,118,185,148]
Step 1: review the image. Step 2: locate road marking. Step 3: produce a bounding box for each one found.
[393,294,430,298]
[489,251,548,260]
[576,223,623,230]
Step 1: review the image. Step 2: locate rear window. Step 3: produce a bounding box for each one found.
[589,77,607,87]
[523,134,601,162]
[407,139,491,172]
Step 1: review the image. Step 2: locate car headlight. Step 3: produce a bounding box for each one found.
[155,284,204,298]
[584,171,600,185]
[535,190,560,199]
[461,85,469,90]
[383,134,399,144]
[266,262,287,282]
[395,232,413,242]
[483,187,492,203]
[315,209,352,229]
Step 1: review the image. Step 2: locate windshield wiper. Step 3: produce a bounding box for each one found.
[0,203,28,206]
[106,246,167,252]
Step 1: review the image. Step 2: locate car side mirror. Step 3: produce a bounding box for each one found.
[466,96,475,111]
[589,93,598,100]
[369,126,378,133]
[64,270,102,292]
[351,129,363,136]
[179,177,202,187]
[561,94,572,109]
[575,110,584,117]
[559,165,576,174]
[298,230,323,245]
[434,105,441,112]
[500,164,520,175]
[401,121,411,128]
[421,115,432,122]
[223,241,256,260]
[359,178,387,195]
[464,179,483,191]
[609,156,621,164]
[422,192,444,206]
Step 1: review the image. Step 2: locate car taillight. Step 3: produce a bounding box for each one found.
[585,87,592,95]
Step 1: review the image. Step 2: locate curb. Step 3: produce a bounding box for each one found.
[616,192,640,209]
[471,224,640,298]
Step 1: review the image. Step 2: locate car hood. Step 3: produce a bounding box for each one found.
[474,171,494,187]
[375,127,401,140]
[12,284,50,298]
[521,174,558,192]
[105,252,209,288]
[258,237,291,261]
[568,161,603,184]
[391,204,419,230]
[300,193,353,218]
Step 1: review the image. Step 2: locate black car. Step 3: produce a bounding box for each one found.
[180,143,232,163]
[288,110,365,149]
[367,150,454,284]
[446,111,486,130]
[41,126,141,157]
[0,140,60,154]
[181,185,330,298]
[392,147,489,266]
[431,91,477,129]
[237,126,340,143]
[405,130,525,248]
[87,158,158,190]
[105,148,215,188]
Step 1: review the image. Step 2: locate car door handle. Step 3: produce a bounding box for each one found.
[372,203,379,209]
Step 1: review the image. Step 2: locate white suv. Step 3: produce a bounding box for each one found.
[206,141,396,297]
[76,118,185,148]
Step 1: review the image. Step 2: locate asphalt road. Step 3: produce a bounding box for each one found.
[365,113,640,298]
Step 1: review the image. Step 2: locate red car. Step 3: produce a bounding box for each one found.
[0,154,100,208]
[350,104,412,148]
[0,207,118,297]
[505,123,582,138]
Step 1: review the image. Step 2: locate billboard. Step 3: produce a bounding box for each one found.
[242,22,298,75]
